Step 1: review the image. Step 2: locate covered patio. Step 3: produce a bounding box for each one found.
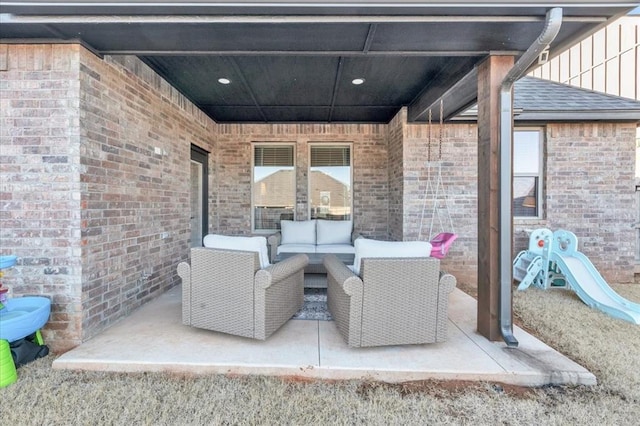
[53,286,595,387]
[0,1,637,369]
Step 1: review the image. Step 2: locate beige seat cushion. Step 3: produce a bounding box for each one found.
[277,244,317,254]
[351,238,432,275]
[316,244,355,254]
[203,234,271,269]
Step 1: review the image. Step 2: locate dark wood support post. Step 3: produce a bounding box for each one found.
[476,55,514,341]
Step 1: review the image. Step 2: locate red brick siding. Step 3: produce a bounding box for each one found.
[402,120,636,285]
[1,44,217,351]
[0,44,84,349]
[540,123,636,283]
[404,121,479,284]
[387,108,405,241]
[214,123,389,238]
[77,51,216,350]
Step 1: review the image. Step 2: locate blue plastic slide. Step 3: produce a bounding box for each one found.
[550,230,640,325]
[513,229,640,325]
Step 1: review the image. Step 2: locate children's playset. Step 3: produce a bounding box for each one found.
[513,228,640,325]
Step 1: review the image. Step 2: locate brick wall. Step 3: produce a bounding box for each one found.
[540,123,636,283]
[387,108,404,241]
[77,51,217,350]
[1,44,217,351]
[404,121,479,284]
[214,123,389,239]
[0,44,84,350]
[400,119,636,285]
[386,110,481,284]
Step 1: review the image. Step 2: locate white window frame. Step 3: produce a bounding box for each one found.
[513,128,544,219]
[251,142,296,233]
[308,143,353,221]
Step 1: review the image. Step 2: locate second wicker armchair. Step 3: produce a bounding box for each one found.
[324,250,456,348]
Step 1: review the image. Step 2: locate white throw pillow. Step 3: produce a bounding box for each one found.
[202,234,270,269]
[316,219,352,245]
[280,220,317,245]
[351,238,432,276]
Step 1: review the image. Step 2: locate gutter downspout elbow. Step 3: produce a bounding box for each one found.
[499,8,563,348]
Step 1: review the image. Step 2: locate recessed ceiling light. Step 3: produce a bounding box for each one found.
[218,78,231,85]
[351,78,365,85]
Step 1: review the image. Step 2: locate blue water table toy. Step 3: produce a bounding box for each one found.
[0,255,52,388]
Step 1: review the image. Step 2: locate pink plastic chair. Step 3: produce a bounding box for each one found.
[429,233,458,259]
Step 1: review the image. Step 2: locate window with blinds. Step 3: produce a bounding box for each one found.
[309,144,352,221]
[254,146,294,167]
[310,146,351,167]
[513,129,544,218]
[252,144,295,232]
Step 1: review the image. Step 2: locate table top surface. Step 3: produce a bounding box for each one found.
[275,252,354,264]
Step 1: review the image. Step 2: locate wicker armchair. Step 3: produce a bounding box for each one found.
[324,254,456,347]
[178,247,308,340]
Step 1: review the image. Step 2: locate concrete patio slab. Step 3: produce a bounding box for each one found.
[53,286,596,387]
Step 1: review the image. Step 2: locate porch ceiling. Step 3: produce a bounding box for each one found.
[0,1,635,123]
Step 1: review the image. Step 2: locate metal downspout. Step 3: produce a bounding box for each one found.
[499,8,563,347]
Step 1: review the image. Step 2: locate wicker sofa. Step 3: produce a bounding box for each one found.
[323,239,456,347]
[267,219,358,266]
[178,244,308,340]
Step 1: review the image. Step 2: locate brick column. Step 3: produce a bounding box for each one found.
[476,55,514,341]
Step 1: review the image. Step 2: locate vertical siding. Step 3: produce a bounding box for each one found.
[531,16,640,101]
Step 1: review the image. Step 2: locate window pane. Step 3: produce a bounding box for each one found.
[514,129,542,218]
[310,145,351,220]
[253,145,295,231]
[514,131,540,174]
[513,176,538,217]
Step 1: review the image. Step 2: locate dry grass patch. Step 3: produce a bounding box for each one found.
[8,359,635,425]
[3,280,640,424]
[357,379,538,400]
[513,283,640,402]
